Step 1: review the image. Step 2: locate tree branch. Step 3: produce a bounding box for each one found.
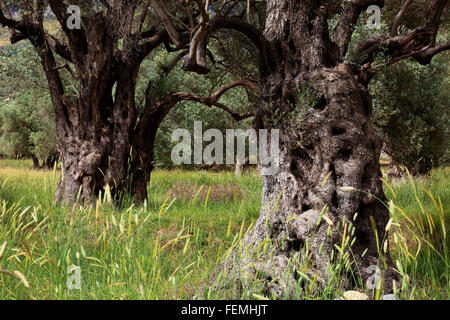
[208,79,259,105]
[52,63,78,81]
[332,0,384,59]
[48,0,88,59]
[352,0,449,80]
[45,33,73,62]
[138,78,259,137]
[150,0,183,47]
[153,91,255,122]
[98,0,110,10]
[391,0,414,36]
[136,29,170,63]
[181,15,272,75]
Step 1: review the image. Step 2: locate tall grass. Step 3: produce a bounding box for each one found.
[383,168,449,299]
[0,161,261,299]
[0,160,448,299]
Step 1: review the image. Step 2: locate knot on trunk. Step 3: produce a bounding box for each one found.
[77,152,102,175]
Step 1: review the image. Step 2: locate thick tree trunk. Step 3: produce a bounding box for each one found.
[42,154,58,170]
[225,0,398,297]
[4,1,172,204]
[54,130,130,203]
[53,63,139,204]
[32,155,40,170]
[35,41,157,204]
[53,119,138,204]
[232,66,397,297]
[129,93,178,203]
[129,126,157,204]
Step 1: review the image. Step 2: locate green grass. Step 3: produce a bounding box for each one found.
[0,160,261,299]
[0,159,448,299]
[382,168,449,299]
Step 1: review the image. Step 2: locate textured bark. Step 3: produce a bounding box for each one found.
[219,0,401,297]
[0,2,169,204]
[233,64,398,296]
[48,15,140,203]
[32,155,40,171]
[198,0,450,297]
[1,1,258,204]
[53,58,140,203]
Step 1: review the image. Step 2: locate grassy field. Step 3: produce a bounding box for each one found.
[0,159,448,300]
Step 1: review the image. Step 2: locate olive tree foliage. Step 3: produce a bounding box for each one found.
[0,42,58,168]
[369,5,449,174]
[140,40,259,168]
[371,54,449,174]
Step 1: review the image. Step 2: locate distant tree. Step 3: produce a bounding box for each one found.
[0,42,58,168]
[371,54,449,174]
[0,89,58,168]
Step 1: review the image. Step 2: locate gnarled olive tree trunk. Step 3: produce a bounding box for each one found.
[235,64,398,296]
[176,0,450,296]
[53,63,139,203]
[187,0,447,297]
[47,17,141,203]
[1,1,176,205]
[217,0,405,297]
